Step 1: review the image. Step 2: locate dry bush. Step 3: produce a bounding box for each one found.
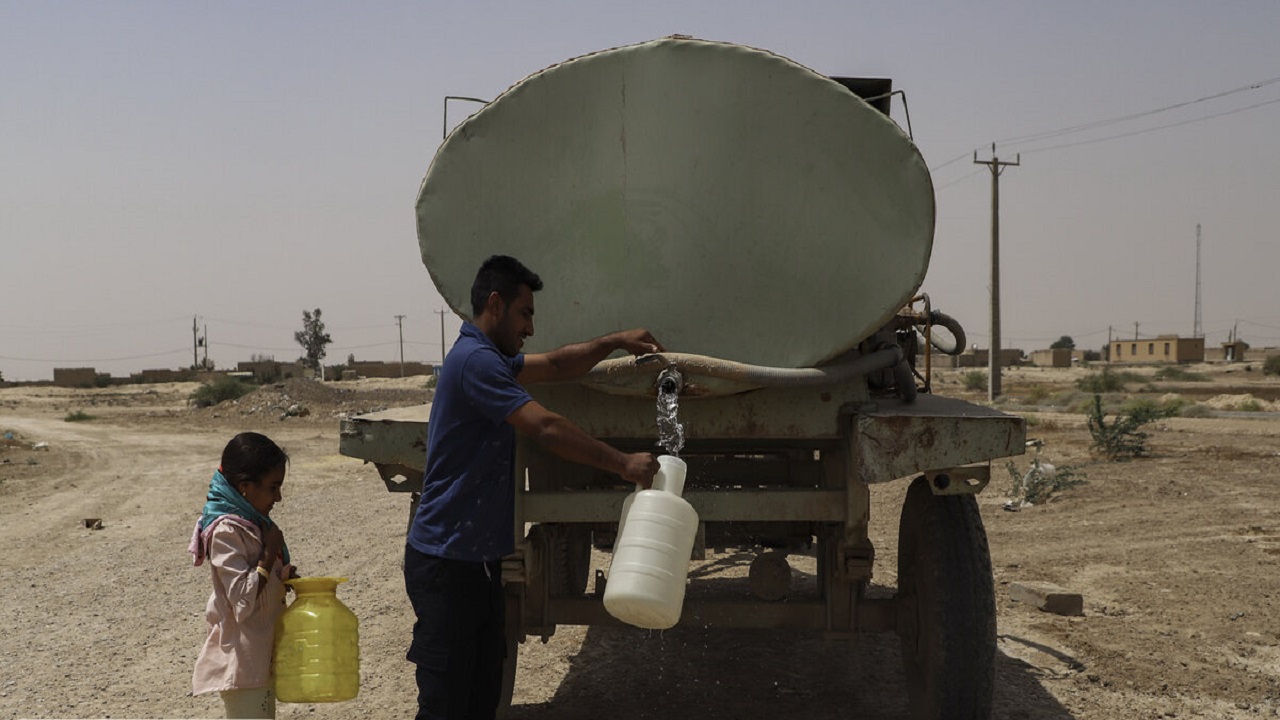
[1264,355,1280,376]
[1087,394,1174,459]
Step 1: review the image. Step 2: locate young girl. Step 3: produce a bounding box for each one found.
[189,432,296,719]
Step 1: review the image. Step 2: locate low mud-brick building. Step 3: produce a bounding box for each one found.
[1110,335,1204,364]
[53,367,97,387]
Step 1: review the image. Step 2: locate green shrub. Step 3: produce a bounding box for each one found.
[1264,355,1280,376]
[1023,385,1052,405]
[1179,403,1212,418]
[64,410,96,422]
[1157,396,1194,416]
[190,376,254,408]
[1052,390,1085,408]
[1070,396,1097,414]
[1121,395,1191,417]
[1005,458,1086,506]
[962,370,987,391]
[1076,368,1131,393]
[1087,394,1174,459]
[1153,366,1208,382]
[1021,414,1060,431]
[1119,396,1164,416]
[1238,399,1264,412]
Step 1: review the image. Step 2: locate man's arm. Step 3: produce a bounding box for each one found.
[507,400,658,488]
[517,328,664,385]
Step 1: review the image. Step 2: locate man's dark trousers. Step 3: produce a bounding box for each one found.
[404,544,506,720]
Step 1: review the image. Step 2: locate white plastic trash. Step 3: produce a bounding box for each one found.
[604,455,699,630]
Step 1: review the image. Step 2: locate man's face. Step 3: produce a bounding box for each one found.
[494,284,535,357]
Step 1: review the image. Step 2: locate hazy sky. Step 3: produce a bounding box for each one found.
[4,2,1279,381]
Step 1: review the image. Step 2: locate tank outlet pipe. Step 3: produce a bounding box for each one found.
[892,356,918,404]
[657,367,683,396]
[585,346,904,390]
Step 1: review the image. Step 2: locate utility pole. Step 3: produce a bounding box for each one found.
[394,315,406,377]
[191,315,199,370]
[974,144,1020,401]
[1194,223,1203,338]
[1134,322,1140,341]
[203,323,209,367]
[434,309,449,366]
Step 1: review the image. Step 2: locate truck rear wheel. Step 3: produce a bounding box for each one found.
[896,475,995,720]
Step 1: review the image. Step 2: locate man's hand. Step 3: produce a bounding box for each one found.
[621,452,660,489]
[520,328,667,384]
[613,329,665,356]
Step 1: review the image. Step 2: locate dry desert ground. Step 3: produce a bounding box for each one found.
[1,363,1279,719]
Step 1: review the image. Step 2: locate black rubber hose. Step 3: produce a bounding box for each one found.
[928,311,967,356]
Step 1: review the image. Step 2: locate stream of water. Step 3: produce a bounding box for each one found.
[656,367,685,456]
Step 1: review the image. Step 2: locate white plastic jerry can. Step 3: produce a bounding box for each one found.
[603,455,699,630]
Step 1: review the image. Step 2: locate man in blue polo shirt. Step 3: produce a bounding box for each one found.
[404,255,664,720]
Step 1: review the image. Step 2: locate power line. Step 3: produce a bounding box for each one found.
[934,168,984,192]
[0,348,189,363]
[929,151,974,173]
[203,317,296,331]
[997,74,1280,147]
[0,314,190,331]
[928,73,1280,194]
[1019,95,1280,155]
[332,341,399,351]
[217,341,298,352]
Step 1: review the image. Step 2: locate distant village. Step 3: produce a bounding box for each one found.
[5,334,1278,389]
[11,358,435,389]
[957,334,1271,369]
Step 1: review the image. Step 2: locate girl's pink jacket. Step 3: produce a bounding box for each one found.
[191,517,289,694]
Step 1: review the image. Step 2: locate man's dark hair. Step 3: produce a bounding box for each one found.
[470,255,543,317]
[220,432,289,488]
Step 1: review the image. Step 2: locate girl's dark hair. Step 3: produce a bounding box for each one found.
[220,432,288,488]
[470,255,543,317]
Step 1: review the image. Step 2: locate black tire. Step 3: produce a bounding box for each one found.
[896,476,996,720]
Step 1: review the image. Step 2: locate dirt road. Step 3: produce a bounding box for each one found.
[1,372,1278,719]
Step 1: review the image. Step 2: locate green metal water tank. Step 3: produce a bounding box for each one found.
[416,37,934,368]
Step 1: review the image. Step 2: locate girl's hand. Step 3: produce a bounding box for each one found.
[282,564,300,593]
[262,525,285,565]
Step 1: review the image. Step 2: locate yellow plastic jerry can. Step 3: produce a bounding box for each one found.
[274,577,359,703]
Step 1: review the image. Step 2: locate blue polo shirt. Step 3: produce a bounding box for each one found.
[407,322,532,562]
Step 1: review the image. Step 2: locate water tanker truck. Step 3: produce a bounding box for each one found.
[339,36,1026,719]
